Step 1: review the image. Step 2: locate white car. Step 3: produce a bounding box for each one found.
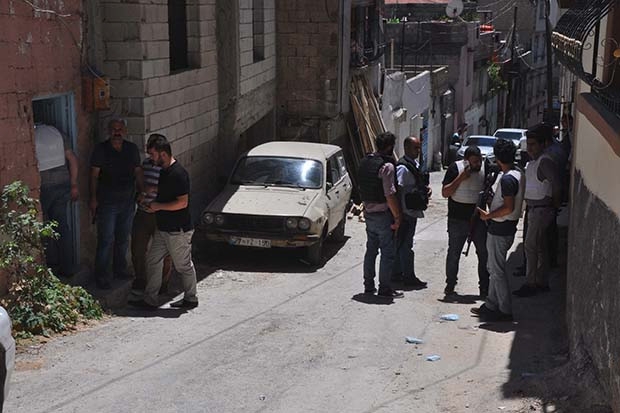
[456,135,498,163]
[493,128,527,165]
[200,142,353,265]
[0,307,15,412]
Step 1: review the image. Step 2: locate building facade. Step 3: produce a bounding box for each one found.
[553,1,620,409]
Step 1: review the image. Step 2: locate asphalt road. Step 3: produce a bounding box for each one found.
[7,173,551,413]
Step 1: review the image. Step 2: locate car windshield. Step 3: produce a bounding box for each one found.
[231,156,323,189]
[464,137,496,147]
[494,131,522,141]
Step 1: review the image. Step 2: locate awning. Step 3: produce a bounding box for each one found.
[551,0,617,84]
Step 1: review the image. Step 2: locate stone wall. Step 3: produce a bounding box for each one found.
[276,0,342,142]
[567,170,620,411]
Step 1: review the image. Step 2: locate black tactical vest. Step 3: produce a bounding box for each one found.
[358,153,394,203]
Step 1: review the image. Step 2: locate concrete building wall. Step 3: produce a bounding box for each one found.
[564,11,620,408]
[275,0,343,142]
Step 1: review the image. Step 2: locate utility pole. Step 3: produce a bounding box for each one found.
[504,6,518,127]
[400,21,406,72]
[544,0,554,122]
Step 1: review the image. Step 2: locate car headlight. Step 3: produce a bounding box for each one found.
[298,218,311,231]
[203,213,215,225]
[215,214,225,226]
[286,217,299,229]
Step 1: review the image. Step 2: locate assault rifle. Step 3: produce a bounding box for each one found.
[463,162,499,257]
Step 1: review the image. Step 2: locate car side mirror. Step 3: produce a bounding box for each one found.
[326,182,333,191]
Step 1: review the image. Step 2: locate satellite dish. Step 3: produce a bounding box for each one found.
[446,0,464,18]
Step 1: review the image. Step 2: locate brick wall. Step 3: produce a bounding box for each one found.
[0,0,89,190]
[1,0,96,286]
[276,0,340,119]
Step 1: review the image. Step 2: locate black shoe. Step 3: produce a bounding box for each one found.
[96,280,112,290]
[404,277,428,288]
[444,285,456,296]
[537,284,551,293]
[391,272,404,282]
[377,289,404,299]
[170,298,199,309]
[470,304,495,316]
[129,299,158,310]
[364,287,377,295]
[480,310,514,322]
[513,284,538,297]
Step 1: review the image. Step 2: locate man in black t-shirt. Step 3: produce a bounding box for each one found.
[130,135,198,310]
[89,119,144,289]
[471,139,524,322]
[441,146,489,298]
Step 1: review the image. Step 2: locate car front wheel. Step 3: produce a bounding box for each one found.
[331,216,346,242]
[306,237,323,266]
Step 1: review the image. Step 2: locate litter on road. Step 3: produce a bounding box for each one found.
[405,337,424,344]
[440,314,460,321]
[426,355,441,362]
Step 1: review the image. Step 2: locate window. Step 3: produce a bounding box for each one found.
[168,0,189,71]
[336,154,348,177]
[327,156,342,186]
[252,0,265,62]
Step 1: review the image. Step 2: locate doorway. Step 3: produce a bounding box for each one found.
[32,93,80,271]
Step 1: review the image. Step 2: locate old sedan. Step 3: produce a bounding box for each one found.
[200,142,352,265]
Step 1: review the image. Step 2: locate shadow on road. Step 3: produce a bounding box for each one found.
[193,232,350,276]
[436,294,479,304]
[114,307,188,318]
[350,293,394,305]
[494,235,613,412]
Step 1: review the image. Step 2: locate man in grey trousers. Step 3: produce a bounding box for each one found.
[471,139,524,321]
[130,134,198,310]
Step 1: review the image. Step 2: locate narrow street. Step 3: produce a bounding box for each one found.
[7,173,569,413]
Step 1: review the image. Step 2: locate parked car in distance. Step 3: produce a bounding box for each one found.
[494,128,527,165]
[0,306,15,412]
[456,135,497,164]
[200,142,353,265]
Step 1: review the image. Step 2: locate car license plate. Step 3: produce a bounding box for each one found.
[230,237,271,248]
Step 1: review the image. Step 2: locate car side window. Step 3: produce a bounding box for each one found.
[336,153,347,177]
[327,156,341,186]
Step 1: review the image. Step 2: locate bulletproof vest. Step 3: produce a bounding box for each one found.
[358,154,394,203]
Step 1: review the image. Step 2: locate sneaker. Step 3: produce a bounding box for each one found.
[470,304,495,316]
[377,289,404,299]
[480,310,514,322]
[513,284,538,297]
[170,298,199,309]
[444,285,456,296]
[405,277,428,288]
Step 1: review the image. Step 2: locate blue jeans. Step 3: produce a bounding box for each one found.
[392,215,418,280]
[363,211,396,292]
[40,183,73,277]
[95,200,135,282]
[445,217,489,292]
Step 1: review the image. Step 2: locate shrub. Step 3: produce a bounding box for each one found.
[0,181,102,338]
